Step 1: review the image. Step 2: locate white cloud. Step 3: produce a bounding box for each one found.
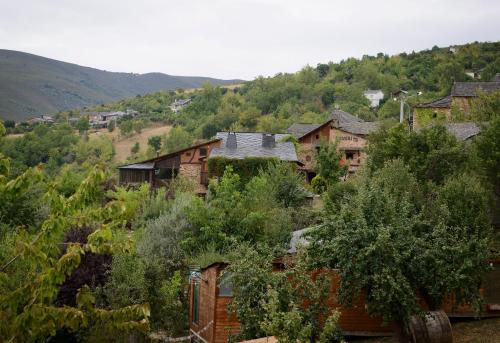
[1,0,499,79]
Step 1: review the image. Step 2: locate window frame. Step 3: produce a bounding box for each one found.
[192,282,200,324]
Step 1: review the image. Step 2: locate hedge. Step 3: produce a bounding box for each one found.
[207,157,279,183]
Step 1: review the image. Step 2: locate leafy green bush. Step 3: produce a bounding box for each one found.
[208,157,278,183]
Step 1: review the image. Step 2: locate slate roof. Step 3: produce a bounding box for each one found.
[286,123,322,138]
[329,109,364,123]
[118,162,156,170]
[337,122,381,136]
[416,95,452,108]
[444,122,482,141]
[451,81,500,97]
[211,132,299,162]
[118,138,221,169]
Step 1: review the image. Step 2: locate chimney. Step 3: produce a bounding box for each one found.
[262,133,276,148]
[226,132,237,149]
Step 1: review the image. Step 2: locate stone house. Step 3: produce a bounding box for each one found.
[118,139,222,195]
[118,131,300,194]
[413,74,500,129]
[287,110,379,180]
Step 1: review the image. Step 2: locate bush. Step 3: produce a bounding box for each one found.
[208,157,278,183]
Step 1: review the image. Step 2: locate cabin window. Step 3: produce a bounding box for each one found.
[218,273,233,297]
[156,168,178,180]
[305,155,311,162]
[199,148,208,157]
[314,146,321,154]
[192,283,200,324]
[315,134,320,139]
[345,151,355,160]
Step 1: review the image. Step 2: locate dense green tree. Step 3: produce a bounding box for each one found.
[314,140,348,190]
[147,135,162,152]
[119,120,134,136]
[308,160,492,329]
[162,126,193,153]
[76,117,90,134]
[367,124,469,184]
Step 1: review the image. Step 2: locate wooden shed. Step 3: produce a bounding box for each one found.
[189,260,500,343]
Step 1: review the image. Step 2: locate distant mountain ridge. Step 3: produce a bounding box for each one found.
[0,50,243,121]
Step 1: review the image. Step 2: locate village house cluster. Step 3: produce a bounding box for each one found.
[116,74,500,342]
[83,109,139,129]
[118,75,495,195]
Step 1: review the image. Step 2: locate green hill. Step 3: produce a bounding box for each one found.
[0,50,243,121]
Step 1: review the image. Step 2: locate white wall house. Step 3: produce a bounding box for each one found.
[363,89,384,107]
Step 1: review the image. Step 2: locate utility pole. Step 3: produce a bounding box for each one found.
[394,90,408,124]
[400,96,404,123]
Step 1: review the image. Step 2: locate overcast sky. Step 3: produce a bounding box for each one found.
[1,0,499,80]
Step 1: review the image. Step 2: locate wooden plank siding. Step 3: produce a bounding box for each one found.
[190,261,500,343]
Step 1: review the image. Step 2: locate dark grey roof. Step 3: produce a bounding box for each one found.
[211,132,298,162]
[416,95,452,108]
[329,109,364,123]
[118,162,155,170]
[451,81,500,97]
[337,122,380,135]
[444,122,481,141]
[286,123,322,138]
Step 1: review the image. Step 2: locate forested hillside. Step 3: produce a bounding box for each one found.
[83,41,500,139]
[0,50,242,121]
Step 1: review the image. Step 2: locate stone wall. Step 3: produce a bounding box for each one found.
[179,163,206,194]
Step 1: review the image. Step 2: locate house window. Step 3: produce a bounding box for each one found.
[199,148,208,157]
[218,273,233,297]
[192,283,200,324]
[315,134,320,139]
[156,168,178,180]
[305,155,312,162]
[345,151,355,160]
[185,151,191,156]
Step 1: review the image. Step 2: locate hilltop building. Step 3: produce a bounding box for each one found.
[27,114,54,125]
[170,98,192,113]
[363,89,384,107]
[413,74,500,129]
[287,110,379,180]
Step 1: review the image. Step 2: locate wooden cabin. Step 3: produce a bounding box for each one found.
[118,139,221,194]
[189,259,500,343]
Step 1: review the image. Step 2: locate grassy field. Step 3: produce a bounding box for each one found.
[88,124,171,162]
[350,317,500,343]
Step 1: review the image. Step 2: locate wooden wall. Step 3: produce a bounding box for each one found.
[191,261,500,343]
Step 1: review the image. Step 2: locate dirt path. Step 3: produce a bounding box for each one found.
[89,124,172,162]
